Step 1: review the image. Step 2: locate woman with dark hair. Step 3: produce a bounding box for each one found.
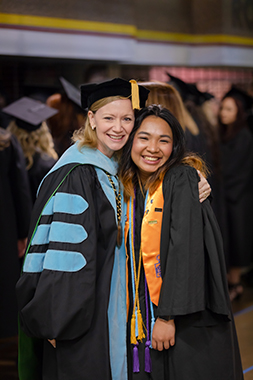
[218,87,253,301]
[120,105,243,380]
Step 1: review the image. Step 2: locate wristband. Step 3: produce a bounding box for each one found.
[158,316,174,321]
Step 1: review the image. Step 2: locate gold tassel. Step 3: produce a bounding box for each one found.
[137,309,145,341]
[129,79,140,110]
[130,313,137,345]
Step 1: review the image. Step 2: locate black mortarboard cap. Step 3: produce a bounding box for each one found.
[167,73,214,106]
[59,77,82,108]
[2,97,58,131]
[80,77,149,110]
[223,86,253,111]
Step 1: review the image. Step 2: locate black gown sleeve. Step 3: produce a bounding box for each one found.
[16,165,100,341]
[157,166,230,318]
[221,128,253,202]
[10,134,32,238]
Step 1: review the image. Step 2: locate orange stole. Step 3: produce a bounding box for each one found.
[141,182,163,306]
[125,181,164,310]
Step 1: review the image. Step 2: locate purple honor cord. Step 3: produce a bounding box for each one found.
[144,275,152,373]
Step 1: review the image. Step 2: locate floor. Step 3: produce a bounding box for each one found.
[0,281,253,380]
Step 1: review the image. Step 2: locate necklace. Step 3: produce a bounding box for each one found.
[105,171,122,247]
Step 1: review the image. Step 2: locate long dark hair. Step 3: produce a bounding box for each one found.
[119,104,207,198]
[218,96,247,142]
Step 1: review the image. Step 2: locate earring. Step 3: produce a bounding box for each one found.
[91,125,96,130]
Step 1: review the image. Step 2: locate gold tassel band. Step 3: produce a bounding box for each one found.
[129,79,140,110]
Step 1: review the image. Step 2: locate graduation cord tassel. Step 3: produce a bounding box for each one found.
[133,342,140,373]
[130,313,137,345]
[144,275,152,373]
[137,309,145,341]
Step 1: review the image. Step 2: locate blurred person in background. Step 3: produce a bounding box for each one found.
[218,86,253,301]
[167,73,221,188]
[46,77,87,157]
[0,127,32,340]
[139,80,200,137]
[0,83,11,129]
[3,97,59,203]
[246,81,253,134]
[167,73,228,259]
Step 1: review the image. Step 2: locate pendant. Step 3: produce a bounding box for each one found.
[117,223,122,247]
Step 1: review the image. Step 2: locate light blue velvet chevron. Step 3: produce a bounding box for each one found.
[23,250,87,273]
[31,222,87,245]
[42,193,88,216]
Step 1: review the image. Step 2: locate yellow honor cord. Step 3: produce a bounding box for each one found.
[129,199,145,344]
[129,79,140,110]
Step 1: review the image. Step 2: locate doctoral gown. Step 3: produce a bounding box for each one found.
[16,143,128,380]
[127,165,243,380]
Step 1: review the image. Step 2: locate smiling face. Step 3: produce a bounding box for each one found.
[88,98,135,157]
[219,97,238,125]
[131,115,173,183]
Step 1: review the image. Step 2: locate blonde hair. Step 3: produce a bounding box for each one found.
[72,95,129,150]
[7,121,58,170]
[140,81,199,136]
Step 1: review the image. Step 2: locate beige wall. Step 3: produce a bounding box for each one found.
[1,0,253,38]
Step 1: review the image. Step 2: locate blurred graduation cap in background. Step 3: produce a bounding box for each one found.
[2,97,58,131]
[167,72,214,106]
[59,77,82,109]
[222,86,253,112]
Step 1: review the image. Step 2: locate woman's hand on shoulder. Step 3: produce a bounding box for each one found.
[152,318,175,351]
[48,339,56,348]
[17,238,27,258]
[197,170,211,203]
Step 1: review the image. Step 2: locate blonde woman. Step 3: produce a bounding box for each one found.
[16,79,149,380]
[4,97,58,202]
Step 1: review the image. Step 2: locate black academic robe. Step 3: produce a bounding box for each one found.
[221,127,253,267]
[127,165,243,380]
[0,134,32,338]
[185,128,229,262]
[28,152,57,203]
[16,145,123,380]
